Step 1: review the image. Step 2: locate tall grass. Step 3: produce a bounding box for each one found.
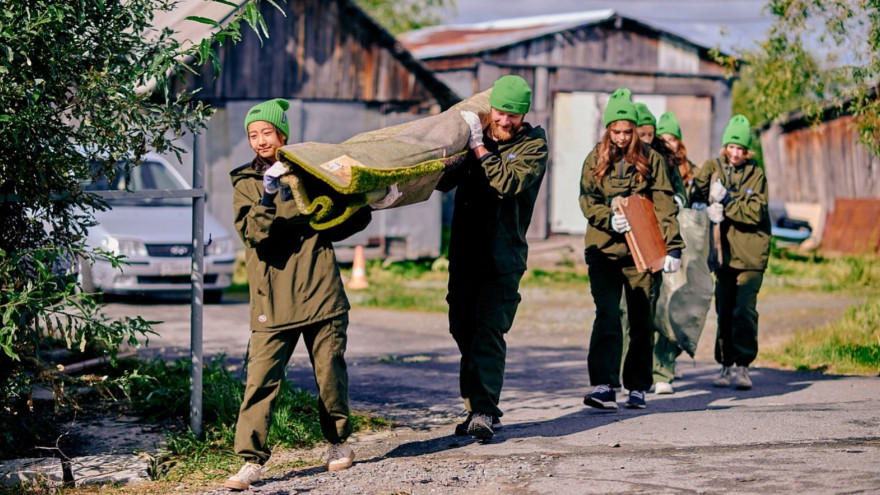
[765,299,880,375]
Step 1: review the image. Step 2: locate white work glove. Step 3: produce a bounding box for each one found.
[369,184,402,210]
[663,255,681,273]
[673,195,685,211]
[460,110,484,149]
[707,202,725,223]
[611,213,630,233]
[263,161,287,194]
[710,180,728,203]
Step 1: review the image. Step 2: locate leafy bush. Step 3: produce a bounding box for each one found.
[0,0,280,430]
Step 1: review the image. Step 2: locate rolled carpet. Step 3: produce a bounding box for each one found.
[275,90,489,230]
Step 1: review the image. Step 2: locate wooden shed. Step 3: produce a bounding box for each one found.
[760,106,880,211]
[760,100,880,251]
[160,0,461,260]
[400,11,733,237]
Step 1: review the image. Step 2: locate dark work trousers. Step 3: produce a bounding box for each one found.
[234,314,351,465]
[447,270,523,418]
[588,257,660,392]
[714,266,764,367]
[618,296,682,384]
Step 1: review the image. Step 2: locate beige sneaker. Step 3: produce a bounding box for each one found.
[326,443,355,472]
[654,382,674,395]
[734,366,753,390]
[223,462,262,491]
[713,366,732,387]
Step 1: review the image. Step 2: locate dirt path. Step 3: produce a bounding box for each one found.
[73,247,874,494]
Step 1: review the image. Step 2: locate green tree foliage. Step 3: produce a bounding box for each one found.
[354,0,457,34]
[0,0,281,445]
[722,0,880,153]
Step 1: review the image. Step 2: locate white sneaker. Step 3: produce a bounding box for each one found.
[223,462,262,491]
[326,443,355,472]
[713,366,732,387]
[654,382,674,395]
[734,366,753,390]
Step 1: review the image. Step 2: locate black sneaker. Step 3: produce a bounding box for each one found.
[467,412,495,440]
[584,385,618,410]
[626,390,647,409]
[455,413,502,436]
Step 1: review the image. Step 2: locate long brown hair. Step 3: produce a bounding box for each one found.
[594,122,650,182]
[665,136,694,183]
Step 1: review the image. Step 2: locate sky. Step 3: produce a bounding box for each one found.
[448,0,776,55]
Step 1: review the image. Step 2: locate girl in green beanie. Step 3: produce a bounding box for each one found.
[579,88,684,411]
[657,111,699,204]
[692,114,771,391]
[225,98,369,490]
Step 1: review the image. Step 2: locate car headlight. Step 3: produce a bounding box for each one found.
[206,237,235,256]
[101,236,148,258]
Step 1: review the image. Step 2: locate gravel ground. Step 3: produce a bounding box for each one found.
[64,235,878,494]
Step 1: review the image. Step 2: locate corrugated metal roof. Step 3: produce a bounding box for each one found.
[399,10,616,59]
[398,9,721,60]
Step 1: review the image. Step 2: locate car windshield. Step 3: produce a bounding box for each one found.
[83,160,189,206]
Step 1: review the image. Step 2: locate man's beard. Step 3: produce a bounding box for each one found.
[488,120,520,142]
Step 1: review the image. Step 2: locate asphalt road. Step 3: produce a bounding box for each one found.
[97,282,880,494]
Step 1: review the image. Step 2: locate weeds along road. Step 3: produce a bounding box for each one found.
[97,279,880,494]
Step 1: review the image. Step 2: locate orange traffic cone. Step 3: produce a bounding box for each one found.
[347,245,369,290]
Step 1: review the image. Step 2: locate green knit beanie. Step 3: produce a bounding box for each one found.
[604,88,638,127]
[657,111,682,140]
[489,75,532,114]
[244,98,290,139]
[722,114,751,148]
[634,102,656,128]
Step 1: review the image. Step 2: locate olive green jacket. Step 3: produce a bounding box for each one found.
[667,158,687,208]
[579,143,685,262]
[681,159,700,205]
[443,123,548,275]
[693,156,771,270]
[231,163,354,332]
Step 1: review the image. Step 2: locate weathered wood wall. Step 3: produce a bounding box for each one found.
[761,114,880,212]
[176,0,454,107]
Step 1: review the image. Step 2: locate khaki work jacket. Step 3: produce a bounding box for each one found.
[579,143,685,262]
[694,157,771,270]
[443,123,549,275]
[231,163,350,332]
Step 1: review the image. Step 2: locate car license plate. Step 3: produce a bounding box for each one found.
[159,261,191,276]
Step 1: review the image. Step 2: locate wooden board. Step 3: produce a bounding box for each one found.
[613,195,668,273]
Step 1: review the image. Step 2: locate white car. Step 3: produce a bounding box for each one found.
[80,153,235,302]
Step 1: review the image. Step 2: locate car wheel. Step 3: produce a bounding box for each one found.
[205,290,223,304]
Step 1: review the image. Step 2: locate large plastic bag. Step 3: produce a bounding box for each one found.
[653,208,713,357]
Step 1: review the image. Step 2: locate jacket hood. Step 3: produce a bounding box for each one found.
[231,161,261,187]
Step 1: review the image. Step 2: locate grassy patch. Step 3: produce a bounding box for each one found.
[122,356,387,482]
[765,253,880,293]
[521,267,589,289]
[342,259,590,312]
[764,298,880,375]
[343,259,449,312]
